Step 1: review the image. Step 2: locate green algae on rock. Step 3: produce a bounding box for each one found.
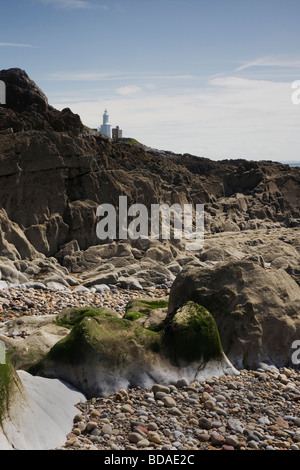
[163,301,223,364]
[123,297,168,331]
[0,356,23,426]
[56,305,119,329]
[124,297,168,321]
[28,310,164,396]
[27,301,235,398]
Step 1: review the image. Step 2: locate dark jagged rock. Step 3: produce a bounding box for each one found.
[0,68,83,134]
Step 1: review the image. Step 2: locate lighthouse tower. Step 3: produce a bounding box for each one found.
[99,109,112,137]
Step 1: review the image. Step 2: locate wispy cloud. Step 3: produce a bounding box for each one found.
[45,71,196,81]
[35,0,108,9]
[116,85,141,96]
[46,72,120,80]
[0,42,38,48]
[51,74,299,161]
[236,56,300,72]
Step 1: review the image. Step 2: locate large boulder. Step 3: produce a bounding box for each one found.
[163,302,223,365]
[29,305,237,397]
[167,259,300,369]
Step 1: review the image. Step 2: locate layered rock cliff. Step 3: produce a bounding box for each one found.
[0,68,299,290]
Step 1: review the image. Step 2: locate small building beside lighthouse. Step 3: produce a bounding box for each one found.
[99,109,111,137]
[112,125,123,140]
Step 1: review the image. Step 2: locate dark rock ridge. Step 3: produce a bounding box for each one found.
[0,68,83,134]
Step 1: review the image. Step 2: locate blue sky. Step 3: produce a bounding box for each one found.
[1,0,300,161]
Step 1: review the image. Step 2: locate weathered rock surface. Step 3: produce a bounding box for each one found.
[0,68,299,289]
[0,315,69,369]
[167,259,300,369]
[29,304,237,397]
[0,357,85,450]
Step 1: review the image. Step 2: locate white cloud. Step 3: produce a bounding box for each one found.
[35,0,108,10]
[45,71,196,81]
[236,56,300,72]
[0,42,38,48]
[46,72,118,81]
[116,85,141,96]
[38,0,90,8]
[51,75,300,162]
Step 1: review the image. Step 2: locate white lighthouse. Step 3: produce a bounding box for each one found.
[99,109,112,137]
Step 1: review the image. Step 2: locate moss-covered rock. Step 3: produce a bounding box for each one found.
[167,260,300,368]
[124,297,168,330]
[28,301,236,397]
[56,305,119,329]
[0,356,22,425]
[163,302,223,364]
[49,315,162,367]
[28,312,164,396]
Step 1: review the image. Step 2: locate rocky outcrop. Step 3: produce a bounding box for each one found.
[0,68,299,289]
[0,68,83,134]
[166,259,300,369]
[29,304,237,397]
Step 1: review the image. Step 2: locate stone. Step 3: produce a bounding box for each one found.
[101,424,113,435]
[147,422,158,431]
[201,392,211,402]
[210,432,225,446]
[121,404,134,414]
[225,435,239,447]
[198,417,212,430]
[151,384,171,395]
[65,437,78,447]
[148,431,161,444]
[195,432,210,442]
[162,396,176,408]
[128,432,143,443]
[86,422,98,433]
[93,284,110,294]
[227,418,244,433]
[276,417,289,429]
[176,378,189,388]
[168,407,182,416]
[137,439,150,448]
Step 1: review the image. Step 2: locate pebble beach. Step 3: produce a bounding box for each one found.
[1,285,299,452]
[0,284,169,322]
[60,367,300,451]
